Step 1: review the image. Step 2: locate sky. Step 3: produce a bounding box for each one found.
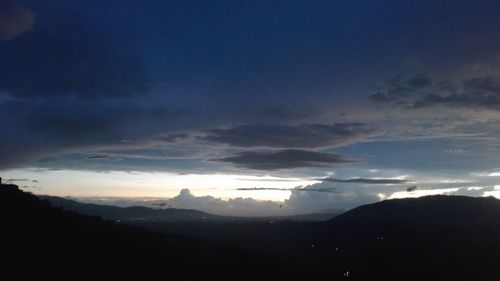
[2,0,500,216]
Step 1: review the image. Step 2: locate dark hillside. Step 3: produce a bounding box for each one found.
[0,184,305,279]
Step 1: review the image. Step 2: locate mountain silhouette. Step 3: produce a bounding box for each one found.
[318,195,500,280]
[42,195,224,222]
[125,194,500,280]
[3,181,500,280]
[42,195,340,222]
[0,183,306,279]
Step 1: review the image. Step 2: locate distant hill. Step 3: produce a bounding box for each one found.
[42,195,340,222]
[0,183,306,279]
[42,195,224,222]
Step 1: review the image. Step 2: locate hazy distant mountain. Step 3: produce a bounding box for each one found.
[42,195,224,222]
[42,195,340,222]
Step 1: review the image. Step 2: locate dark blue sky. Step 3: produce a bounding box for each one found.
[2,0,500,213]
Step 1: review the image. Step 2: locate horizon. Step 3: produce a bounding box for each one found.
[2,0,500,216]
[4,179,499,219]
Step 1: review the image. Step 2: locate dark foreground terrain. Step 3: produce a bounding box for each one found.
[3,183,500,280]
[0,183,304,279]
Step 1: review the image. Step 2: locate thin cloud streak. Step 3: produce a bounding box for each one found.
[235,187,338,193]
[316,178,408,184]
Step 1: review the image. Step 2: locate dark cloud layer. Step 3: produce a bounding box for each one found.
[370,74,500,110]
[235,187,338,193]
[412,93,500,109]
[87,155,118,161]
[203,123,377,149]
[0,96,183,170]
[413,76,500,109]
[0,0,35,41]
[2,0,500,178]
[406,185,418,192]
[0,2,155,169]
[0,7,149,98]
[369,73,433,104]
[155,134,190,143]
[212,149,355,170]
[318,177,408,184]
[320,178,408,184]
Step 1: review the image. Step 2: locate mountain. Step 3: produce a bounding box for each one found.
[130,195,500,280]
[317,195,500,280]
[5,182,500,280]
[0,183,307,279]
[42,195,340,222]
[42,195,224,222]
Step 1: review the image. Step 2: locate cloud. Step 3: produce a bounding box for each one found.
[0,96,184,170]
[202,123,377,149]
[0,7,149,98]
[370,73,500,110]
[0,3,162,170]
[66,174,500,216]
[412,93,500,109]
[154,134,190,143]
[74,187,338,216]
[235,187,338,193]
[0,1,35,41]
[463,76,500,94]
[137,188,288,217]
[369,73,432,104]
[211,149,356,170]
[317,177,408,184]
[406,185,418,192]
[443,148,467,154]
[87,154,121,161]
[2,177,40,189]
[369,91,399,103]
[285,180,381,213]
[405,73,433,89]
[4,178,30,183]
[389,187,460,199]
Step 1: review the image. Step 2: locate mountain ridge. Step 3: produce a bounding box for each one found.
[4,183,500,280]
[41,194,341,222]
[0,183,307,279]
